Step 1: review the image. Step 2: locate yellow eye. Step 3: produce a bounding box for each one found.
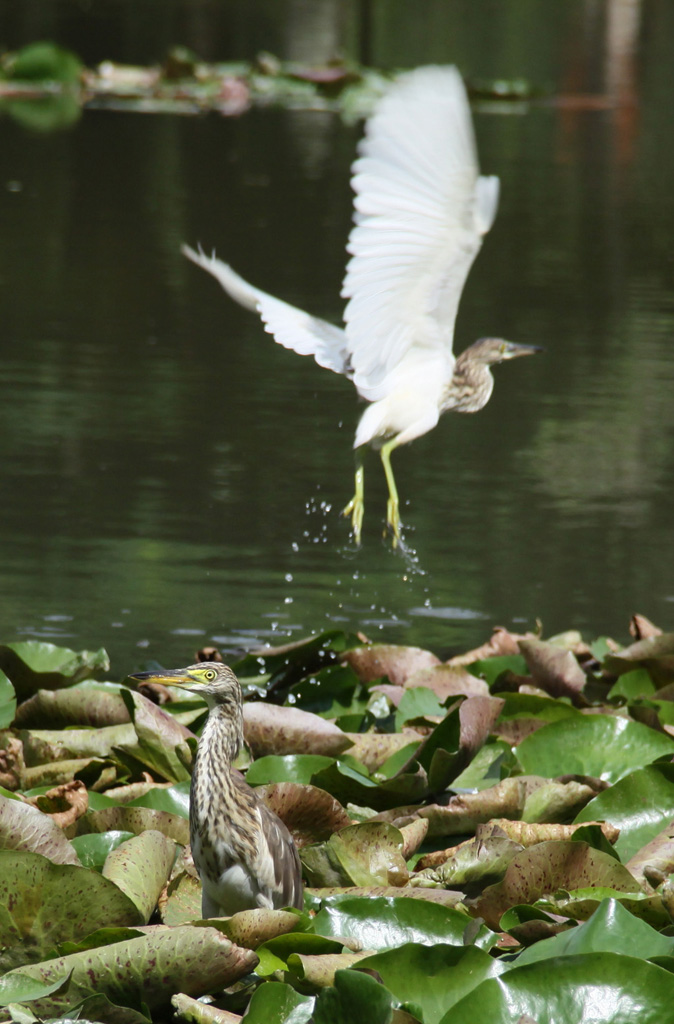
[204,669,216,681]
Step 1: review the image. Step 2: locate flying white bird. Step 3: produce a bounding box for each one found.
[183,66,540,545]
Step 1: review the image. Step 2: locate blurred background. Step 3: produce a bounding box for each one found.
[1,0,673,674]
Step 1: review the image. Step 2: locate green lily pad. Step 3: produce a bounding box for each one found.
[514,898,674,966]
[0,849,143,970]
[70,831,136,870]
[311,895,495,950]
[245,754,337,786]
[356,943,503,1024]
[0,642,109,702]
[447,952,674,1024]
[516,714,674,783]
[313,968,392,1024]
[239,980,314,1024]
[126,780,191,818]
[574,762,674,861]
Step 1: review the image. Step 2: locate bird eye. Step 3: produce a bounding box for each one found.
[204,669,216,681]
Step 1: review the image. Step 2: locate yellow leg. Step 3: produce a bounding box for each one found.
[380,438,401,545]
[342,451,365,544]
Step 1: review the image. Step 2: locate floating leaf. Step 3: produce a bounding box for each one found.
[516,714,674,784]
[256,782,352,846]
[243,703,351,758]
[14,685,131,728]
[240,980,314,1024]
[514,897,674,966]
[245,754,336,786]
[0,794,81,865]
[355,943,503,1024]
[126,780,191,818]
[448,952,674,1024]
[159,870,202,924]
[0,849,142,970]
[311,895,495,951]
[0,642,109,702]
[518,638,587,702]
[574,762,674,861]
[78,805,190,845]
[302,823,408,888]
[1,925,258,1018]
[102,829,176,923]
[342,645,440,685]
[70,830,136,870]
[473,841,643,930]
[121,689,193,782]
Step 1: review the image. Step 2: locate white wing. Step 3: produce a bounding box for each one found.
[342,66,499,402]
[182,245,350,376]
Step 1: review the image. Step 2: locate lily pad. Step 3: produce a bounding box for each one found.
[516,714,674,784]
[0,849,143,969]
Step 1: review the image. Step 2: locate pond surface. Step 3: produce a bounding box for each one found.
[1,0,673,674]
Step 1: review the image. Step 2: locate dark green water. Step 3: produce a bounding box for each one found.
[1,0,673,675]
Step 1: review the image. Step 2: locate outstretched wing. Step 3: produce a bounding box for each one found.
[182,245,350,376]
[342,66,499,401]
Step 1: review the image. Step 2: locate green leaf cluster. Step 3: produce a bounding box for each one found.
[2,626,674,1021]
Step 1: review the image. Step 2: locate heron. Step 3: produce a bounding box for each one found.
[130,662,303,917]
[182,65,540,545]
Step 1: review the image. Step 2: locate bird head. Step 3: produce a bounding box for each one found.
[130,662,242,711]
[467,338,543,365]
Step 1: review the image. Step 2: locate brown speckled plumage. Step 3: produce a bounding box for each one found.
[131,662,303,917]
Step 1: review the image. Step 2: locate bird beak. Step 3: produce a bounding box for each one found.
[129,668,199,689]
[502,342,544,359]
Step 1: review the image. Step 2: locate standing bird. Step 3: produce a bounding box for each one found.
[183,65,540,545]
[130,662,303,917]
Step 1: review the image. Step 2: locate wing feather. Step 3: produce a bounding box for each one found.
[182,245,350,376]
[342,66,499,401]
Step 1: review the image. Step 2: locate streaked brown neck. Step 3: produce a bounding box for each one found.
[442,353,494,414]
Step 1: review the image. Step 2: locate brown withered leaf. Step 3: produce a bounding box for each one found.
[606,634,674,685]
[399,817,429,859]
[404,664,489,700]
[288,950,374,987]
[473,840,642,930]
[414,835,523,891]
[374,776,548,837]
[256,782,351,847]
[0,793,81,865]
[447,626,539,666]
[14,686,131,728]
[626,819,674,891]
[0,735,24,790]
[341,730,423,773]
[630,614,663,640]
[458,696,505,765]
[172,993,242,1024]
[341,645,440,685]
[159,870,202,924]
[26,779,88,833]
[243,703,351,758]
[217,908,299,949]
[518,639,587,703]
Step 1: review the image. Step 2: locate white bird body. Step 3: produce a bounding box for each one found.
[183,66,538,543]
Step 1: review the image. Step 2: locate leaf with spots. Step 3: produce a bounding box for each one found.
[0,924,258,1018]
[102,829,176,923]
[0,849,143,971]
